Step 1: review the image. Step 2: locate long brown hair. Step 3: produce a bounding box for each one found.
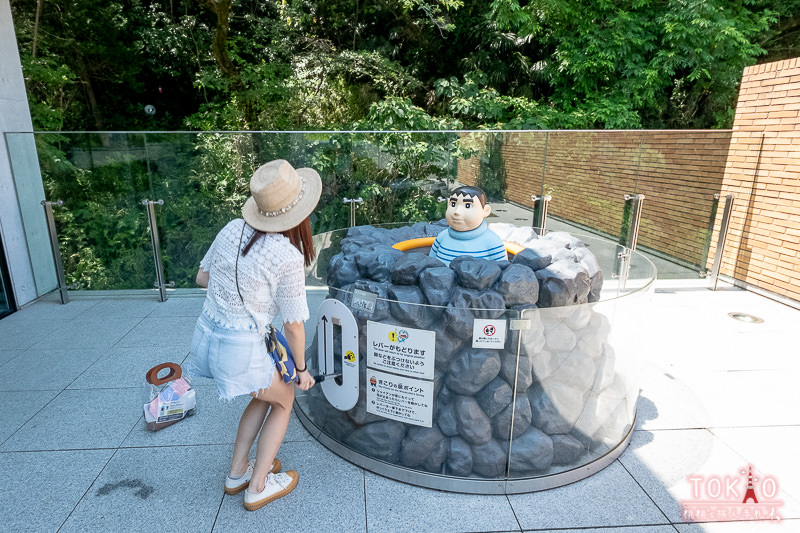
[241,217,315,266]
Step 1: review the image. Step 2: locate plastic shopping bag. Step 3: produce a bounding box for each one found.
[143,362,196,431]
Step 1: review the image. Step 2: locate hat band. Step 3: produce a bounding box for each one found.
[257,177,306,217]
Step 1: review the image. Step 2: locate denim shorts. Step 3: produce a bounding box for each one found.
[185,312,276,401]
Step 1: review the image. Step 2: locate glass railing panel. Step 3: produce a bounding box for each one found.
[457,131,548,228]
[25,132,157,290]
[507,232,655,479]
[542,131,642,240]
[632,130,732,277]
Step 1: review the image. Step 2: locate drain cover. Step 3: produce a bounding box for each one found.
[728,312,764,324]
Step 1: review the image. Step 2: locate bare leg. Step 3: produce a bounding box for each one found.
[230,397,271,477]
[248,371,295,493]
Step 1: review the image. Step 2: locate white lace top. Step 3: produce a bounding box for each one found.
[199,218,309,334]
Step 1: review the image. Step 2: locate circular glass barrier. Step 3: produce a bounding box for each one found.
[295,222,656,494]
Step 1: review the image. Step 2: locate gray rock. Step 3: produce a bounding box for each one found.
[308,395,356,441]
[551,434,585,465]
[344,420,407,463]
[543,231,586,250]
[447,437,473,476]
[327,254,360,288]
[474,377,513,418]
[419,267,456,307]
[548,350,597,391]
[528,381,586,435]
[535,260,591,307]
[446,348,502,395]
[400,425,446,468]
[544,321,577,352]
[360,246,404,282]
[512,247,553,271]
[347,384,384,425]
[452,257,503,290]
[422,436,449,472]
[388,284,432,326]
[433,323,464,372]
[492,395,532,440]
[494,264,539,306]
[564,305,593,330]
[509,427,554,473]
[453,396,493,445]
[444,287,506,337]
[499,351,534,393]
[470,439,507,477]
[436,401,460,437]
[391,253,445,285]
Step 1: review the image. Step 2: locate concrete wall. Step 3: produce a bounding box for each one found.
[710,57,800,302]
[0,0,54,306]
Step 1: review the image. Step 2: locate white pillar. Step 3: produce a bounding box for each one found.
[0,0,55,306]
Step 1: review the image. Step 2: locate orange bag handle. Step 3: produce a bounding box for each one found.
[146,362,182,386]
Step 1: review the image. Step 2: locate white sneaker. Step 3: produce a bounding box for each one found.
[243,470,299,511]
[224,458,281,495]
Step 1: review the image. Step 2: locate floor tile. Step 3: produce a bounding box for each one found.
[366,472,521,533]
[0,347,106,391]
[121,389,312,448]
[76,298,160,319]
[67,344,189,390]
[3,298,100,323]
[31,317,142,350]
[0,318,73,350]
[0,349,23,367]
[525,526,677,533]
[147,296,205,317]
[116,316,198,347]
[509,460,669,530]
[710,426,800,509]
[0,390,59,443]
[671,370,800,428]
[674,518,797,532]
[60,445,225,532]
[617,428,799,524]
[213,439,366,533]
[1,388,142,451]
[0,449,113,532]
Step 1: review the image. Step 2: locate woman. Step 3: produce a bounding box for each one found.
[186,159,320,511]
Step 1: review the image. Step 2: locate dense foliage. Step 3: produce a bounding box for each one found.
[11,0,800,132]
[8,0,800,289]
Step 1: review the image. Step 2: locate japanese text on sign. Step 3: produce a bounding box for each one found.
[366,370,434,427]
[366,321,436,379]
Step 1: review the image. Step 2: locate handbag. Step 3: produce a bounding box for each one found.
[235,222,299,384]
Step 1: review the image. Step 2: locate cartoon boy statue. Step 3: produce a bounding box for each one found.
[430,185,508,265]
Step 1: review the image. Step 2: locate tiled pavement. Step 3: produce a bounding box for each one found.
[1,281,798,532]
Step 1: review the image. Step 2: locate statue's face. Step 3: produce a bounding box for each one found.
[446,193,491,232]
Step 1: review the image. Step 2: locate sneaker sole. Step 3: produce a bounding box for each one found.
[224,458,282,495]
[243,470,299,511]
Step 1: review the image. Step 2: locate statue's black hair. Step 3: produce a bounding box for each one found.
[450,185,487,207]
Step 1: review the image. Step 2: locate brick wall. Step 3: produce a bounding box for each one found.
[459,130,732,268]
[709,57,800,302]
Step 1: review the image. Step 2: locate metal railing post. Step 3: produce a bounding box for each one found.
[700,193,722,277]
[617,194,645,291]
[41,200,69,304]
[343,197,363,227]
[709,194,734,291]
[530,194,551,233]
[142,199,168,302]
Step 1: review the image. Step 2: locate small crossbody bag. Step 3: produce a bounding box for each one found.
[234,222,298,384]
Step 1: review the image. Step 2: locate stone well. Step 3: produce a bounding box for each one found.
[295,221,656,494]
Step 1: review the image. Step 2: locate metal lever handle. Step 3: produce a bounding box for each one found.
[312,372,342,383]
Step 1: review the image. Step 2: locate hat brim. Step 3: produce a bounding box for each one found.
[242,167,322,232]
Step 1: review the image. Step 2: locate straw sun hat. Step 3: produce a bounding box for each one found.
[242,159,322,232]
